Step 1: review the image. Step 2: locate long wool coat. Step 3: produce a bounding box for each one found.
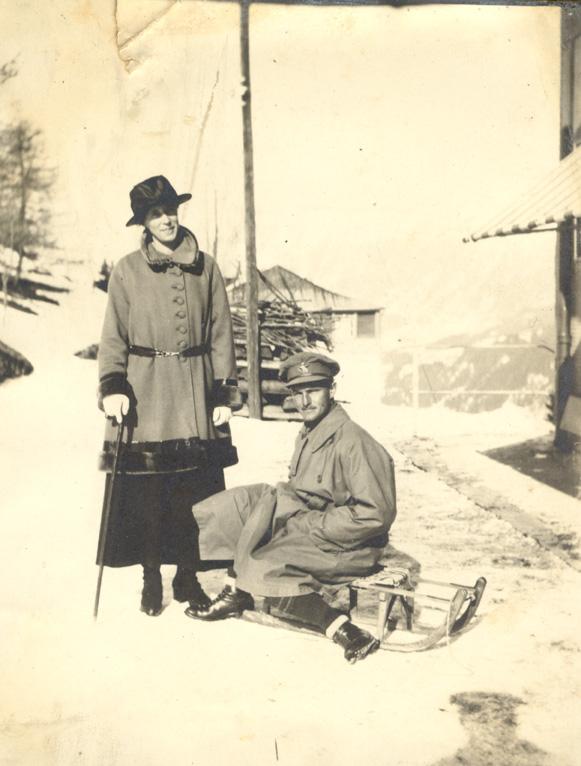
[193,403,397,597]
[98,228,238,474]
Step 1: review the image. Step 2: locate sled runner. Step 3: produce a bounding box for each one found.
[242,568,486,653]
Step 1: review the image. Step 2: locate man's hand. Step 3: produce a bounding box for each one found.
[103,394,130,424]
[212,406,232,427]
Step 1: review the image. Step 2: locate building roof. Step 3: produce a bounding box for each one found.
[227,264,381,312]
[464,145,581,243]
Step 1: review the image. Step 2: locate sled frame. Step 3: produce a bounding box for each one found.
[348,569,487,653]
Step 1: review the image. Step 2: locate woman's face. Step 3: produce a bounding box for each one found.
[144,203,179,245]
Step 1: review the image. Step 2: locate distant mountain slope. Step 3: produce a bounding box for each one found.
[383,319,553,413]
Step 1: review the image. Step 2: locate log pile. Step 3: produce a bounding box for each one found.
[231,299,332,360]
[230,298,334,419]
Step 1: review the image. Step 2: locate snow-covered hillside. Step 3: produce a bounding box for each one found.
[383,320,554,414]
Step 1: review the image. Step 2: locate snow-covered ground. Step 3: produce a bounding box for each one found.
[1,264,580,765]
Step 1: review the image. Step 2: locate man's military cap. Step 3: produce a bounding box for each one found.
[279,351,340,387]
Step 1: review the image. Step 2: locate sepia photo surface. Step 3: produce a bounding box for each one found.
[0,1,579,764]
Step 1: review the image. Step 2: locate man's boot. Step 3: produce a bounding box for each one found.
[172,566,210,609]
[332,620,380,663]
[184,584,253,621]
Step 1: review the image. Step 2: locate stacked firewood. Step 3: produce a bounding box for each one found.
[229,298,333,418]
[230,299,332,361]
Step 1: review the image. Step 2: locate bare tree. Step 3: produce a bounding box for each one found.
[0,57,18,302]
[0,58,17,88]
[0,121,55,280]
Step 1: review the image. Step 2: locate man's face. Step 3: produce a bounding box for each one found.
[290,381,335,426]
[144,203,179,245]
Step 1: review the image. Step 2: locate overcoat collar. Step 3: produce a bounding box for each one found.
[141,227,204,274]
[300,402,350,452]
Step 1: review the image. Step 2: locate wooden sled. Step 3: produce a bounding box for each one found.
[349,568,487,653]
[242,568,486,653]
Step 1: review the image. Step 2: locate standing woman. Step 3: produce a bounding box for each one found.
[97,175,239,616]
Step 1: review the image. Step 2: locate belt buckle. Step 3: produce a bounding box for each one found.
[157,349,179,357]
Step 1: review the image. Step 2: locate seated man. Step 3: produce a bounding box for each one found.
[186,352,397,664]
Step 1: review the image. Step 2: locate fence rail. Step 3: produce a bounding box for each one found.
[414,390,548,396]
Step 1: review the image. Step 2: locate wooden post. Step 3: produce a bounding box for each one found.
[555,8,581,447]
[555,221,572,447]
[240,0,262,419]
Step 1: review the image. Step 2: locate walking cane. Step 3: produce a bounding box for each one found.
[93,419,125,620]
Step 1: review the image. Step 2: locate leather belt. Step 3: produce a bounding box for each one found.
[128,343,209,358]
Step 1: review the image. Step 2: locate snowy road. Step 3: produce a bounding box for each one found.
[1,271,580,765]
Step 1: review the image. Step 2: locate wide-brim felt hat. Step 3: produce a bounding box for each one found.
[279,351,340,387]
[126,175,192,227]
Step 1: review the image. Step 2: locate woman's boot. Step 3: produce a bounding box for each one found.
[172,566,210,609]
[141,566,163,616]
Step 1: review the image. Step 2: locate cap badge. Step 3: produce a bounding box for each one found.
[298,362,310,375]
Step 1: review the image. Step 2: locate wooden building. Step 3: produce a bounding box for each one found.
[227,264,383,344]
[465,7,581,448]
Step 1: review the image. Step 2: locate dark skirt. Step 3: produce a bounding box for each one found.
[96,467,225,568]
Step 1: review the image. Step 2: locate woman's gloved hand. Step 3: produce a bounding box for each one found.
[103,394,130,424]
[212,406,232,427]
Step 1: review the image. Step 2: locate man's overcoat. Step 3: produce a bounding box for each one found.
[98,229,238,473]
[194,403,396,597]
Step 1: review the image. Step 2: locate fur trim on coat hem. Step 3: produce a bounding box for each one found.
[98,437,238,474]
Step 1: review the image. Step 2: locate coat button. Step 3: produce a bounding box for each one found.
[176,310,186,318]
[174,296,184,305]
[177,326,187,334]
[177,339,187,348]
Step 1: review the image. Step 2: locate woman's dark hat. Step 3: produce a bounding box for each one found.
[126,175,192,227]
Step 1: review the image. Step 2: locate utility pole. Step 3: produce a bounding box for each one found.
[240,0,262,419]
